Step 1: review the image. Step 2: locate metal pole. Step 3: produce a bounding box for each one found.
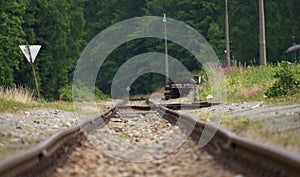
[225,0,231,67]
[163,14,169,84]
[259,0,267,65]
[289,3,296,46]
[26,45,40,98]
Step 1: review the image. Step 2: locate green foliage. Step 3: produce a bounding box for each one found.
[198,65,276,102]
[0,1,26,86]
[59,84,108,102]
[208,23,225,58]
[0,98,29,112]
[58,85,73,101]
[265,62,300,98]
[5,0,86,100]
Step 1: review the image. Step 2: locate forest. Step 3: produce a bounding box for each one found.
[0,0,299,100]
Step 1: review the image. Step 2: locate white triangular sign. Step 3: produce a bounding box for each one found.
[19,45,41,63]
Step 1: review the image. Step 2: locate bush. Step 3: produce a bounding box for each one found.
[95,87,109,100]
[59,85,73,101]
[59,85,109,101]
[265,62,299,98]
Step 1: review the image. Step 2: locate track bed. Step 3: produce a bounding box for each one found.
[55,104,240,177]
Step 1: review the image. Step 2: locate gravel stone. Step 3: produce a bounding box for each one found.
[0,109,77,160]
[55,101,240,177]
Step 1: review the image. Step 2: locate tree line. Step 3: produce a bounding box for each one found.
[0,0,299,99]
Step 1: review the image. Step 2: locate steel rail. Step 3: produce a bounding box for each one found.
[155,103,300,177]
[0,107,115,177]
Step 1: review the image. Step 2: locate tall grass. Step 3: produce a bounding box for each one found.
[224,65,275,102]
[0,86,34,103]
[197,64,300,103]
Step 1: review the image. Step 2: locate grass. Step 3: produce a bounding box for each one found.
[198,64,300,104]
[182,107,300,153]
[0,86,34,104]
[0,85,114,113]
[0,86,75,112]
[36,101,74,112]
[220,117,300,153]
[0,98,75,113]
[0,86,33,112]
[0,98,31,112]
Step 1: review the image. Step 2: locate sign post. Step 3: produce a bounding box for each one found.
[19,45,41,98]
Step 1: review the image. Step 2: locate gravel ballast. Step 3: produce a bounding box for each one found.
[54,103,241,177]
[0,109,77,159]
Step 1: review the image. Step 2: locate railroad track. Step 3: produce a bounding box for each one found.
[0,100,300,177]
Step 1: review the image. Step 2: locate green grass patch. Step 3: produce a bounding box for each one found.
[197,63,300,104]
[221,117,263,134]
[0,98,75,113]
[0,98,31,112]
[0,85,113,113]
[221,117,300,153]
[35,101,74,112]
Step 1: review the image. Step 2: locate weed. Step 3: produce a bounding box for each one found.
[118,133,129,140]
[0,86,34,103]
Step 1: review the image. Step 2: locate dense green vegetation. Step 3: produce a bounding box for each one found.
[1,0,299,100]
[198,63,300,103]
[265,62,300,98]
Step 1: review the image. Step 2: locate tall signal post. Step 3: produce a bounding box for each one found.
[225,0,231,67]
[259,0,267,65]
[163,14,169,84]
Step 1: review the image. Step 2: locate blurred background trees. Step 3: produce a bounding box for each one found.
[0,0,299,99]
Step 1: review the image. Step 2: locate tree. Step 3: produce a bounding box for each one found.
[66,5,85,81]
[15,0,85,99]
[0,1,26,86]
[208,23,226,60]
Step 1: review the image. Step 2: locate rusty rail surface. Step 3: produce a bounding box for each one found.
[1,101,300,177]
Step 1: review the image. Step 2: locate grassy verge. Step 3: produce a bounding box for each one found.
[221,117,300,153]
[0,98,114,113]
[198,63,300,104]
[0,86,34,112]
[0,98,31,112]
[182,108,300,153]
[0,98,75,113]
[0,86,112,113]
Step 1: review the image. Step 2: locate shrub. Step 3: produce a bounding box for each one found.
[59,85,73,101]
[59,85,109,101]
[265,62,299,98]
